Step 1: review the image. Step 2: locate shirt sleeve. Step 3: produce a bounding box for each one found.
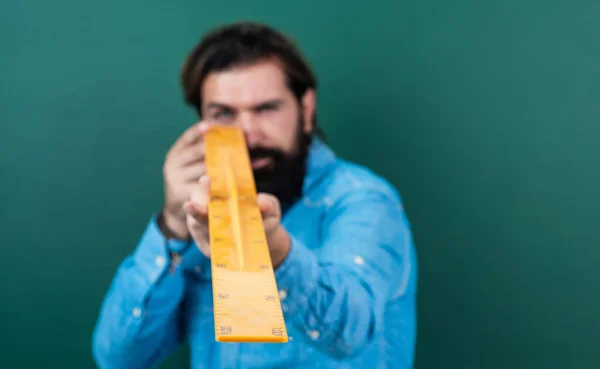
[92,215,209,369]
[274,187,415,358]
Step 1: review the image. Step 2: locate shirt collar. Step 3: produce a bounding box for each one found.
[302,137,336,195]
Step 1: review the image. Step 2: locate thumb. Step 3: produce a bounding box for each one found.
[183,175,211,219]
[257,193,280,217]
[195,175,211,200]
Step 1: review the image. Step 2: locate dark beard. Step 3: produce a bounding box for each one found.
[249,129,311,213]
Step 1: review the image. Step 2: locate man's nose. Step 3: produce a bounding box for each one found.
[238,112,262,146]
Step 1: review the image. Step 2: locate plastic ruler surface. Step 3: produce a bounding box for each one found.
[204,125,289,343]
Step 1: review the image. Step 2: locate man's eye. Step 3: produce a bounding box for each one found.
[256,104,277,113]
[214,110,233,120]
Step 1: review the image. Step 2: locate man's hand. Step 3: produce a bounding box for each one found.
[182,176,291,268]
[161,122,211,239]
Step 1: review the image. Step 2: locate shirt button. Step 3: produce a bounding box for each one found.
[279,289,288,300]
[353,256,365,265]
[171,254,182,266]
[132,307,142,318]
[155,256,166,267]
[195,266,202,273]
[308,330,320,340]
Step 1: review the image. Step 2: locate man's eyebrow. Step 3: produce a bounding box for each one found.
[205,99,285,111]
[252,99,284,109]
[206,102,235,111]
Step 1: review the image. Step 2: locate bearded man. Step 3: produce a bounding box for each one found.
[92,21,418,369]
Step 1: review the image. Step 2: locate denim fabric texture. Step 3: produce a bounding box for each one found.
[92,139,418,369]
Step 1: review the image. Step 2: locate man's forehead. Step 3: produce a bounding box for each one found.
[201,59,290,108]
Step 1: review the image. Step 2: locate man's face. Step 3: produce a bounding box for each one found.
[200,58,315,209]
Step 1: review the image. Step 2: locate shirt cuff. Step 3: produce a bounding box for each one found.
[274,233,320,316]
[131,216,175,291]
[133,215,212,286]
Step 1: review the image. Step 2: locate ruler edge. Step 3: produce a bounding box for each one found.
[204,126,289,343]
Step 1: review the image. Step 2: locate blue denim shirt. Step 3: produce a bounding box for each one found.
[92,138,418,369]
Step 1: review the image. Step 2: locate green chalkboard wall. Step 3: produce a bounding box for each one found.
[1,1,598,368]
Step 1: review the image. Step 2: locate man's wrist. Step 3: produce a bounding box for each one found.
[158,210,189,240]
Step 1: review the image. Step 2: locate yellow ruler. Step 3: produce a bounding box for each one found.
[204,125,289,343]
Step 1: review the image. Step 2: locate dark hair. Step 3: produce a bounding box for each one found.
[180,21,324,138]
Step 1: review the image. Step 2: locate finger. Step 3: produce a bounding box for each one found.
[193,175,211,202]
[183,200,208,220]
[186,213,211,258]
[183,176,211,221]
[198,121,223,139]
[187,175,211,210]
[171,121,203,152]
[201,174,210,186]
[257,193,280,217]
[198,120,219,133]
[162,162,205,188]
[173,142,205,167]
[180,162,206,182]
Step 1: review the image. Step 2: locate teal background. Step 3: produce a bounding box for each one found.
[1,0,598,368]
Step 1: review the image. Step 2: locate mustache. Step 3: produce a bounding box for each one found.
[248,147,284,161]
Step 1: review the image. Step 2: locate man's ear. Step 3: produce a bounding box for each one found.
[301,88,316,134]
